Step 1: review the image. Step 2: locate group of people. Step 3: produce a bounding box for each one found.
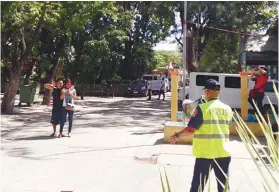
[41,67,269,191]
[44,78,77,138]
[147,77,167,101]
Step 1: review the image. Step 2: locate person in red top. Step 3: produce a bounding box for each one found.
[248,66,268,114]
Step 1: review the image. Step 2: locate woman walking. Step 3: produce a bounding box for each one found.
[60,81,77,137]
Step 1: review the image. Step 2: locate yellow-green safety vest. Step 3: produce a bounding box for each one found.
[192,99,233,159]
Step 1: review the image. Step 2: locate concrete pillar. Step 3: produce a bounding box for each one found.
[240,71,249,120]
[169,70,179,121]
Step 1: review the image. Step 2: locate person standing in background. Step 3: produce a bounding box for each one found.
[44,79,65,137]
[157,77,166,101]
[147,80,152,100]
[248,66,268,115]
[60,81,77,137]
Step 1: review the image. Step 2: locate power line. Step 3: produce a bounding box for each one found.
[184,20,270,38]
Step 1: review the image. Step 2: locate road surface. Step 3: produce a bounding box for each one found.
[1,94,267,192]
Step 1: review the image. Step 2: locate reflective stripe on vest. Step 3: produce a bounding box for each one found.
[192,99,233,159]
[193,134,229,139]
[203,120,230,125]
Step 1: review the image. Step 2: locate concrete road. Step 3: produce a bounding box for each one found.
[1,93,267,192]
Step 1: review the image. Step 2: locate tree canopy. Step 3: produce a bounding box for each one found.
[173,1,277,72]
[1,1,277,113]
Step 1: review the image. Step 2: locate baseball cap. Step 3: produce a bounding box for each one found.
[202,79,220,91]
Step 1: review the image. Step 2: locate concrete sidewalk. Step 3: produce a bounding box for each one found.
[1,94,267,192]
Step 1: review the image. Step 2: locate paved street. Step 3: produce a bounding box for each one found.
[1,93,267,192]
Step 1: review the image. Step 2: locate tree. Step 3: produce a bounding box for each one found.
[150,50,182,70]
[59,2,132,84]
[172,1,277,73]
[1,2,52,113]
[119,1,176,80]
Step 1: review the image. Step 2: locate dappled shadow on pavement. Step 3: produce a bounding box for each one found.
[1,146,32,158]
[14,135,56,141]
[37,144,155,159]
[154,138,165,145]
[1,97,171,159]
[130,128,163,135]
[73,98,170,129]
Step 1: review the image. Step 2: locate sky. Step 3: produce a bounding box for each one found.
[153,12,181,52]
[153,40,178,51]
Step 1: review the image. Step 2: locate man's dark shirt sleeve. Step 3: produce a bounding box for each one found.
[187,106,203,130]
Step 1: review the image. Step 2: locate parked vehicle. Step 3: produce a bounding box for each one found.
[125,80,147,97]
[142,74,170,94]
[142,74,161,94]
[178,72,278,111]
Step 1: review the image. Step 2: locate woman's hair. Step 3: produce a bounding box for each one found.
[55,78,63,82]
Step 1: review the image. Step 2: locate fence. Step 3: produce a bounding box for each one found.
[75,83,129,97]
[2,83,129,97]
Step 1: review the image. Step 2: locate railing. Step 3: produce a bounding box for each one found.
[2,83,130,97]
[75,83,129,93]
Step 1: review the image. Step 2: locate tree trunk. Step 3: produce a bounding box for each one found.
[1,67,21,114]
[187,37,197,72]
[42,57,60,105]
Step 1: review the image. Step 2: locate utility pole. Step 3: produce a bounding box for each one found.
[196,7,200,63]
[182,1,187,101]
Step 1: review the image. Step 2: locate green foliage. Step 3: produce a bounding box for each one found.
[1,1,277,89]
[197,33,238,73]
[233,84,279,191]
[151,51,182,69]
[119,1,176,80]
[159,168,171,192]
[173,1,277,73]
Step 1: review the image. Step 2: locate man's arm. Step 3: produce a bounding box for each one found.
[169,106,203,143]
[60,89,66,100]
[175,126,197,138]
[44,83,55,91]
[69,90,77,99]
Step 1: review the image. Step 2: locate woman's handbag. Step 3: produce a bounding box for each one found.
[66,103,74,111]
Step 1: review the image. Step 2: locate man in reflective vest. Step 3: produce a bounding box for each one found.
[169,79,233,192]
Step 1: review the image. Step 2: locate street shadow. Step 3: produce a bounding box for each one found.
[130,128,163,135]
[5,146,31,157]
[153,138,192,146]
[37,144,154,159]
[154,138,165,145]
[2,97,171,158]
[14,135,56,141]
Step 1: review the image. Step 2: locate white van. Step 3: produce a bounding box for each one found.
[178,72,278,111]
[142,74,170,94]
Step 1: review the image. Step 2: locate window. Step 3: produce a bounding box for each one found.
[225,77,241,88]
[132,80,146,85]
[142,76,152,81]
[265,81,278,93]
[196,75,219,86]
